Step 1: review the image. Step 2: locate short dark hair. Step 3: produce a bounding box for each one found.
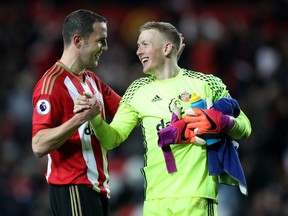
[139,21,181,53]
[62,9,107,46]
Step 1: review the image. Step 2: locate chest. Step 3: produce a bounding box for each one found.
[133,82,203,120]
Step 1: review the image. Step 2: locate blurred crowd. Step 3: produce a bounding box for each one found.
[1,0,288,215]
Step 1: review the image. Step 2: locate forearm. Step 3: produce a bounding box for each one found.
[90,102,139,150]
[90,115,123,150]
[227,111,251,139]
[32,115,83,157]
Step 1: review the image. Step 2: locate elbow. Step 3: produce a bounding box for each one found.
[238,126,252,140]
[34,153,45,158]
[241,120,252,139]
[109,144,120,150]
[97,131,122,151]
[103,142,120,151]
[32,138,47,158]
[227,123,252,140]
[32,144,46,158]
[242,126,252,139]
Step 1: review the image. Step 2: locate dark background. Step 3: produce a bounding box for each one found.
[1,0,288,215]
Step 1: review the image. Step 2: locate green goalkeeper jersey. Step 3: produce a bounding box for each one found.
[92,68,251,201]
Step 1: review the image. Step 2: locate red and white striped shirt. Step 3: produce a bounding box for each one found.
[32,61,121,198]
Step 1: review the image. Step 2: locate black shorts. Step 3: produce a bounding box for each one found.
[49,184,110,216]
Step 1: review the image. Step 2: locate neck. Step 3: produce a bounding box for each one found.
[60,49,82,74]
[154,62,180,80]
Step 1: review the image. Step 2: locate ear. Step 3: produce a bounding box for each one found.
[72,34,82,49]
[163,42,173,57]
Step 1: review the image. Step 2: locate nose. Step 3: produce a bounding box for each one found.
[136,47,141,56]
[101,41,108,51]
[102,44,108,51]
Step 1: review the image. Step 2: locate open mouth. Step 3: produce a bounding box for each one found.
[141,57,149,65]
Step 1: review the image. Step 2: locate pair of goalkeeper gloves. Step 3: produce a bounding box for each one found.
[158,100,236,147]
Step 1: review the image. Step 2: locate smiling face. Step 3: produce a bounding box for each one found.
[136,29,166,75]
[78,22,108,71]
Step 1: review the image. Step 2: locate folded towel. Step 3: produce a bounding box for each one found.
[208,98,248,195]
[207,136,248,195]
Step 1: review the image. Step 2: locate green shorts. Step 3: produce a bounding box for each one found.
[143,197,217,216]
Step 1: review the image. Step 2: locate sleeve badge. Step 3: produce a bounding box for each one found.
[36,99,51,115]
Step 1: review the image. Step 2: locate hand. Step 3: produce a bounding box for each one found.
[73,92,102,122]
[184,108,235,135]
[74,92,102,112]
[158,108,206,146]
[74,92,91,113]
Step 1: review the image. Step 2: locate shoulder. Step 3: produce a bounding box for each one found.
[33,63,66,95]
[182,69,222,83]
[182,68,227,99]
[121,76,155,103]
[127,76,154,90]
[183,69,225,87]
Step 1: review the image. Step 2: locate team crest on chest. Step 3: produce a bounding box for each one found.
[168,91,192,114]
[179,91,191,102]
[36,99,51,115]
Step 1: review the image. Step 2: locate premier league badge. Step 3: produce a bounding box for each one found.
[36,99,51,115]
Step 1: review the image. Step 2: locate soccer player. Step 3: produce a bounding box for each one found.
[31,9,121,216]
[76,21,252,215]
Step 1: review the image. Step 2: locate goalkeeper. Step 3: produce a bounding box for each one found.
[74,21,251,216]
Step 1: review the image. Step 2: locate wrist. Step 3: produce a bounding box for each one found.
[90,114,103,128]
[221,115,236,132]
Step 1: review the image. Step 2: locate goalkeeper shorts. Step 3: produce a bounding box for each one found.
[143,197,217,216]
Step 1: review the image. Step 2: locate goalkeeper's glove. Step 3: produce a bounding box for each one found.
[184,108,236,135]
[158,109,206,147]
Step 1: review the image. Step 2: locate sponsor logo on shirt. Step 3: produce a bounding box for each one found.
[156,119,171,131]
[84,122,94,135]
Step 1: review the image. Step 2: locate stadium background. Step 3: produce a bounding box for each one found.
[0,0,288,215]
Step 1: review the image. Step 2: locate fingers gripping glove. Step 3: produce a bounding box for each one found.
[158,110,206,173]
[158,112,206,146]
[158,114,188,146]
[184,108,236,135]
